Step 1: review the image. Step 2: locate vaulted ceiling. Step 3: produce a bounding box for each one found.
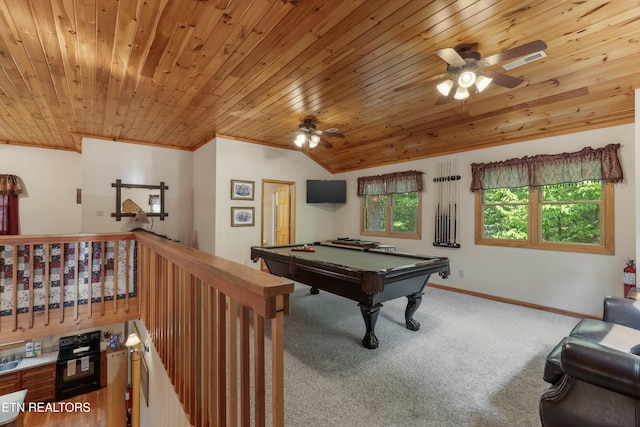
[0,1,638,173]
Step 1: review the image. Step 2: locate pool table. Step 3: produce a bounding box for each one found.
[251,242,450,349]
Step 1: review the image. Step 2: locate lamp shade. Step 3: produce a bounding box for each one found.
[436,80,453,96]
[133,212,149,224]
[294,133,306,147]
[309,134,320,148]
[125,333,141,348]
[454,86,469,100]
[475,75,492,92]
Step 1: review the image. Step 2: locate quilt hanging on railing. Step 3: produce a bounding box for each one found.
[0,240,137,316]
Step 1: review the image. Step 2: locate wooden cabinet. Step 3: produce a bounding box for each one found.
[0,363,56,404]
[106,347,128,427]
[21,364,56,403]
[0,372,21,397]
[100,351,107,388]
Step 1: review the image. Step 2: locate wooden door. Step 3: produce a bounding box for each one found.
[276,185,290,245]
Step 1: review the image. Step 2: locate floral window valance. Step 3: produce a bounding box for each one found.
[470,143,623,191]
[357,170,424,196]
[0,175,22,195]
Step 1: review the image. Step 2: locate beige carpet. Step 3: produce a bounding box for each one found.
[275,284,580,427]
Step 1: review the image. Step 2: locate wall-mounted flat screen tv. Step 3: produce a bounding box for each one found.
[306,180,347,204]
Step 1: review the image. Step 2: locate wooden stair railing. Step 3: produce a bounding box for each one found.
[0,232,292,426]
[135,232,293,427]
[0,233,140,344]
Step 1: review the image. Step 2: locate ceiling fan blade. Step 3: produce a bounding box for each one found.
[319,137,333,149]
[434,48,466,66]
[483,70,523,88]
[482,40,547,66]
[435,95,450,105]
[320,130,344,138]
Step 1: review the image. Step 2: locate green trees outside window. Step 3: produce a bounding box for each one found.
[483,187,529,240]
[477,180,613,254]
[540,181,601,244]
[364,195,387,232]
[363,192,420,238]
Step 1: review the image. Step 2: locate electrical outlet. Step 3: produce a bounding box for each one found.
[458,269,464,278]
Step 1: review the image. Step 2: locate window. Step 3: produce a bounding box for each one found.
[480,186,529,241]
[362,192,421,238]
[471,144,622,255]
[358,170,423,239]
[476,181,614,253]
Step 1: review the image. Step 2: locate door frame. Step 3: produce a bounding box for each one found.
[261,179,296,247]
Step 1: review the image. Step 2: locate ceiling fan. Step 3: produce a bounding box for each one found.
[294,117,344,149]
[397,40,547,104]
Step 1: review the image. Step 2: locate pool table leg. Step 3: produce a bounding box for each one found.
[358,303,382,349]
[405,291,424,331]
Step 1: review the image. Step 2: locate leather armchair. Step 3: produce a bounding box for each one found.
[540,296,640,427]
[602,296,640,330]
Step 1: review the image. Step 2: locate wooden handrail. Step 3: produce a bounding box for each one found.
[0,232,135,245]
[134,232,292,318]
[0,232,293,426]
[135,231,293,427]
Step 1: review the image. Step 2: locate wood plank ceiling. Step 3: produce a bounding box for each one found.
[0,0,638,173]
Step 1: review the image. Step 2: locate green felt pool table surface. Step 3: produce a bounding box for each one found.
[264,243,444,272]
[251,242,450,349]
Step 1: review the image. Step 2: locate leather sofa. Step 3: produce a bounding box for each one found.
[540,297,640,427]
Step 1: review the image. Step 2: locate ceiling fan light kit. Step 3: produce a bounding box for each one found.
[431,39,547,104]
[475,75,492,92]
[458,70,476,88]
[454,86,469,100]
[294,133,307,147]
[293,117,344,149]
[296,132,320,148]
[436,80,453,96]
[437,72,492,100]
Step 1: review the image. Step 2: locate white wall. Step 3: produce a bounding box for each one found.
[0,145,82,234]
[210,137,336,264]
[193,140,217,253]
[3,125,635,318]
[81,138,194,245]
[334,124,635,317]
[133,320,191,427]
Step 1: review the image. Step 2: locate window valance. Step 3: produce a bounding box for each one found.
[470,143,623,191]
[0,175,22,195]
[357,170,424,196]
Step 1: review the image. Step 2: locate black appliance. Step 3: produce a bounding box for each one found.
[55,331,102,401]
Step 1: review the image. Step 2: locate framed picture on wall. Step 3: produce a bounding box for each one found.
[231,207,255,227]
[231,180,255,200]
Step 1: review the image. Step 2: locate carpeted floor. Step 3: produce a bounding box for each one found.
[277,284,580,427]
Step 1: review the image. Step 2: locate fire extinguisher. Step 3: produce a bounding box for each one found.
[624,259,636,298]
[126,383,132,410]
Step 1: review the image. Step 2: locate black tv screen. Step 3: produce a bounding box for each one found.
[306,180,347,204]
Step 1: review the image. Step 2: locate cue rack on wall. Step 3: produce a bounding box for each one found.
[433,161,461,248]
